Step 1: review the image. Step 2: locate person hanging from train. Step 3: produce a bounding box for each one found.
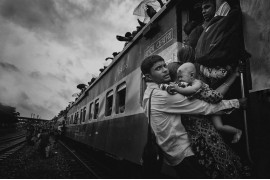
[162,56,250,178]
[181,0,230,82]
[184,0,217,49]
[162,62,243,143]
[140,54,248,178]
[195,0,244,90]
[194,0,252,159]
[183,0,242,84]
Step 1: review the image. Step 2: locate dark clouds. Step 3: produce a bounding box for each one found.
[0,0,72,45]
[0,0,66,33]
[0,0,140,119]
[18,98,55,119]
[0,0,113,45]
[0,61,20,72]
[0,0,139,53]
[14,91,59,119]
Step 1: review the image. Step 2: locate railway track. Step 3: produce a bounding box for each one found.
[0,132,26,161]
[59,138,171,178]
[59,138,116,178]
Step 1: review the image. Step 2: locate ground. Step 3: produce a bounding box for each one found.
[0,140,74,178]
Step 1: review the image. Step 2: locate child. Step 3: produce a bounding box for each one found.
[164,62,242,143]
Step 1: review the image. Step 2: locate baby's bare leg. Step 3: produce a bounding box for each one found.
[212,115,242,143]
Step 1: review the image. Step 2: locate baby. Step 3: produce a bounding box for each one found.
[164,62,242,143]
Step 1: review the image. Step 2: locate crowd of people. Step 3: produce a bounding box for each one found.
[26,123,61,159]
[141,0,252,178]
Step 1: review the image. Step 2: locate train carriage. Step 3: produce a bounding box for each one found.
[65,0,181,165]
[60,0,270,177]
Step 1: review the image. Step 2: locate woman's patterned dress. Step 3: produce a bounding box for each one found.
[182,115,249,178]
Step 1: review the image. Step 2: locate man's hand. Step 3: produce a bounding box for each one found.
[166,85,177,95]
[238,97,247,109]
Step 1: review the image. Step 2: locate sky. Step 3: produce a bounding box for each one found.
[0,0,146,120]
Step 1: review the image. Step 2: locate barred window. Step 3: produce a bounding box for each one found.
[83,107,86,122]
[89,102,93,120]
[105,90,113,116]
[93,99,99,119]
[116,83,126,114]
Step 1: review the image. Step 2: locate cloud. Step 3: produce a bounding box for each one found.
[17,91,56,119]
[58,89,73,101]
[29,71,43,80]
[0,61,20,72]
[0,0,144,119]
[0,86,8,98]
[47,72,67,83]
[0,0,68,42]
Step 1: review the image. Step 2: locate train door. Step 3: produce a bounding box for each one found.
[183,0,270,177]
[180,0,255,168]
[241,0,270,177]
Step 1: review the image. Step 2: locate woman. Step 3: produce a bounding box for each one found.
[171,46,250,178]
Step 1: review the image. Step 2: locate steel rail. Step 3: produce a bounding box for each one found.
[58,140,101,178]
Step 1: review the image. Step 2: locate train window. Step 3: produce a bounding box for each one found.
[72,114,74,124]
[83,107,86,122]
[89,102,93,120]
[76,112,79,124]
[75,112,78,124]
[93,99,99,119]
[105,90,113,116]
[116,83,126,114]
[71,115,73,124]
[80,109,83,123]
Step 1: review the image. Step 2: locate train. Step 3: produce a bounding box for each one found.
[55,0,270,178]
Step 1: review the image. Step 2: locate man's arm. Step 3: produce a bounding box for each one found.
[152,89,241,115]
[170,81,201,96]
